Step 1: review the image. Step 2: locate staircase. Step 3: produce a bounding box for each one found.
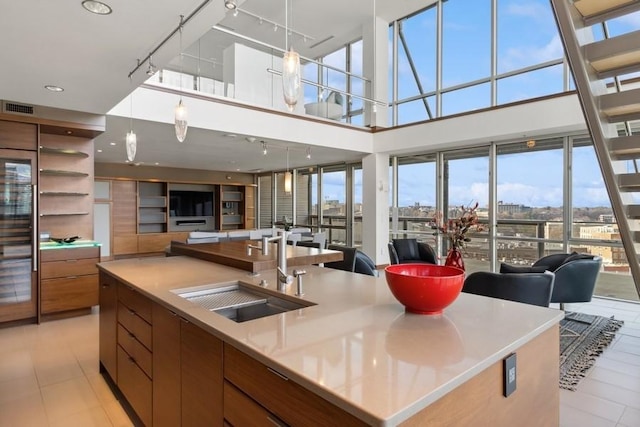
[550,0,640,297]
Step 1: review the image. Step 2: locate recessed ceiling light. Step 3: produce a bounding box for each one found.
[44,85,64,92]
[109,142,116,146]
[224,134,237,138]
[97,149,103,153]
[155,162,160,166]
[82,1,112,15]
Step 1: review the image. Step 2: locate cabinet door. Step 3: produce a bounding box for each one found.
[98,271,117,379]
[152,303,181,427]
[181,319,224,427]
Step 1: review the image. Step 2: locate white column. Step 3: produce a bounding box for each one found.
[362,153,390,265]
[363,16,389,128]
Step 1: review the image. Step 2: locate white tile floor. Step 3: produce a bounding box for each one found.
[0,299,638,426]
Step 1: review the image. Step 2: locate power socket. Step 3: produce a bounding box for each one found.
[503,353,517,397]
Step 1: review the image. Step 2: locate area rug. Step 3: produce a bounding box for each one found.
[559,312,624,391]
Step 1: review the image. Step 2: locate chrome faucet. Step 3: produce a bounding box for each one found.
[247,230,292,291]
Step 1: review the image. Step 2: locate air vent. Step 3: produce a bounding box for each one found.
[3,101,35,116]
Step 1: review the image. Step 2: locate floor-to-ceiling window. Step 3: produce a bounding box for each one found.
[390,0,567,126]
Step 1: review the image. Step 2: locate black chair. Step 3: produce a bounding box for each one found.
[354,250,378,276]
[462,271,556,307]
[388,238,437,265]
[324,244,357,272]
[500,253,602,309]
[296,241,321,249]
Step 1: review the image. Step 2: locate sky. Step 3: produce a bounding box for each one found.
[306,0,640,209]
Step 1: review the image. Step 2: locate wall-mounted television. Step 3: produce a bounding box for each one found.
[169,190,214,217]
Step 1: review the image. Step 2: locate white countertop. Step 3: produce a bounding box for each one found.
[98,256,563,426]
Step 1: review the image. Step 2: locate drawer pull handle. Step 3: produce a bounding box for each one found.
[128,309,136,316]
[128,356,136,364]
[66,276,78,279]
[266,415,286,427]
[66,259,78,263]
[102,284,110,288]
[128,332,136,340]
[267,367,289,381]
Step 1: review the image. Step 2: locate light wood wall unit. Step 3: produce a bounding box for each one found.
[39,133,94,240]
[112,180,138,256]
[0,120,38,150]
[138,181,167,234]
[217,185,245,230]
[244,186,255,229]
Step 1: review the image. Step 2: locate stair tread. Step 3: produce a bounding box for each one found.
[600,88,640,118]
[575,0,638,20]
[586,31,640,74]
[610,135,640,155]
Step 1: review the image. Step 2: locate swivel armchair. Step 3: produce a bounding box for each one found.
[462,271,556,307]
[388,238,437,265]
[500,253,602,310]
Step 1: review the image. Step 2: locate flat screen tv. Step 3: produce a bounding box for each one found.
[169,190,214,217]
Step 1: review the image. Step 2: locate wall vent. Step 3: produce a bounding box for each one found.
[3,101,35,116]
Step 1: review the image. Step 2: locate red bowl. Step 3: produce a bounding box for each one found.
[384,264,465,315]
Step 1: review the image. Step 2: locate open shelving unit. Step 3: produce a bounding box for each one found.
[138,182,167,233]
[217,185,245,230]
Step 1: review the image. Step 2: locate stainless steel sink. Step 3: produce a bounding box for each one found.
[172,282,315,323]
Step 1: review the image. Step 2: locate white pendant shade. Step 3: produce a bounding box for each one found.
[126,131,137,162]
[284,171,292,193]
[175,99,188,142]
[282,48,301,111]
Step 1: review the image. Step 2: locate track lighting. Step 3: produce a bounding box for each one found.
[262,142,268,155]
[306,147,311,159]
[224,0,237,10]
[146,56,157,76]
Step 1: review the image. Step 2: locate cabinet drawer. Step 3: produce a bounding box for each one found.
[41,257,98,279]
[117,323,152,379]
[41,275,98,314]
[224,344,366,427]
[40,246,99,262]
[117,303,152,351]
[117,345,152,427]
[224,381,287,427]
[117,282,152,323]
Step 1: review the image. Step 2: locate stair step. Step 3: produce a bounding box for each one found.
[586,30,640,78]
[574,0,640,24]
[600,88,640,120]
[618,172,640,190]
[628,205,640,218]
[610,135,640,159]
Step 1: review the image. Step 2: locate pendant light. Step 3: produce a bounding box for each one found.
[282,0,301,111]
[175,16,188,142]
[125,78,137,162]
[284,147,292,193]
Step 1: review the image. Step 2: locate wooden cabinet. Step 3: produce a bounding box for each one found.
[224,343,367,427]
[112,180,137,256]
[40,246,99,315]
[99,271,117,380]
[217,185,245,230]
[152,303,182,427]
[224,381,287,427]
[117,282,153,426]
[181,319,224,427]
[0,120,37,150]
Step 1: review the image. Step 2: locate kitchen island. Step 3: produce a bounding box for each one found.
[98,255,562,426]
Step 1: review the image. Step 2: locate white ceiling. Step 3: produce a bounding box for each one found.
[0,0,436,172]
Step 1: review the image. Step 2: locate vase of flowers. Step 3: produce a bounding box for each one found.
[431,202,485,271]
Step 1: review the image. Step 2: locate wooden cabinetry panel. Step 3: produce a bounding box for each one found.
[41,275,98,314]
[118,323,152,378]
[224,343,367,427]
[99,272,117,379]
[40,246,99,262]
[224,381,286,427]
[244,186,255,229]
[112,180,137,235]
[138,233,173,254]
[117,303,152,351]
[117,345,152,427]
[181,320,224,427]
[0,120,37,150]
[113,235,138,255]
[152,303,182,427]
[40,257,98,278]
[117,282,152,323]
